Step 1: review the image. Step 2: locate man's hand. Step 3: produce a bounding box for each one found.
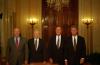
[24,60,28,65]
[49,58,53,63]
[80,58,85,64]
[64,59,68,65]
[30,63,33,65]
[6,62,9,65]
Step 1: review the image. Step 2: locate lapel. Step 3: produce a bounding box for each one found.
[37,39,40,51]
[59,36,62,48]
[70,37,74,50]
[12,37,16,48]
[18,37,23,49]
[54,36,56,45]
[77,36,80,48]
[54,36,58,48]
[60,36,64,48]
[32,38,36,50]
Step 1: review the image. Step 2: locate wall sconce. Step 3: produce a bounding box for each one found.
[28,18,38,25]
[82,18,93,26]
[27,18,38,37]
[82,18,93,54]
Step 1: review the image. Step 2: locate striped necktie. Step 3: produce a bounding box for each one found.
[74,37,77,51]
[35,39,37,50]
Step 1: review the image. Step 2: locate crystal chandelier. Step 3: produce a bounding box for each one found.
[47,0,69,11]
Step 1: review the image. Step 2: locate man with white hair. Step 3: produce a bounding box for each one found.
[28,30,46,64]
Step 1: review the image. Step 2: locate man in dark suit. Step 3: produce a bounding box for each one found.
[48,26,65,65]
[6,28,28,65]
[28,30,46,64]
[64,25,86,65]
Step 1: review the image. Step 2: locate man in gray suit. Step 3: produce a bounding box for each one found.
[6,28,28,65]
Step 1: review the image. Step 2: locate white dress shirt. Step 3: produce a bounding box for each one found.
[14,37,20,45]
[56,35,61,47]
[34,38,39,50]
[72,35,78,46]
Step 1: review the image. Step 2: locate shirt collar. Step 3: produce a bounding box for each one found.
[72,35,78,38]
[34,38,39,40]
[14,36,20,40]
[56,35,61,37]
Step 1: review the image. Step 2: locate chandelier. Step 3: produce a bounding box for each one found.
[47,0,69,11]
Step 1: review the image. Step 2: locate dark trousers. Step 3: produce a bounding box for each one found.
[16,60,20,65]
[68,60,80,65]
[53,60,64,65]
[16,59,23,65]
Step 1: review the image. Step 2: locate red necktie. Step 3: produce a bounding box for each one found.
[16,38,19,48]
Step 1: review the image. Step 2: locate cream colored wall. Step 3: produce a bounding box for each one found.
[1,0,42,38]
[0,0,42,57]
[79,0,100,53]
[15,0,42,39]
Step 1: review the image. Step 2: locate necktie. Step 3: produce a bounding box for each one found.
[16,37,19,48]
[35,39,37,50]
[74,37,77,51]
[57,36,60,48]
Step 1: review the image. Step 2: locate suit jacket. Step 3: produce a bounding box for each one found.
[48,35,65,64]
[7,37,28,65]
[28,38,45,63]
[64,35,86,65]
